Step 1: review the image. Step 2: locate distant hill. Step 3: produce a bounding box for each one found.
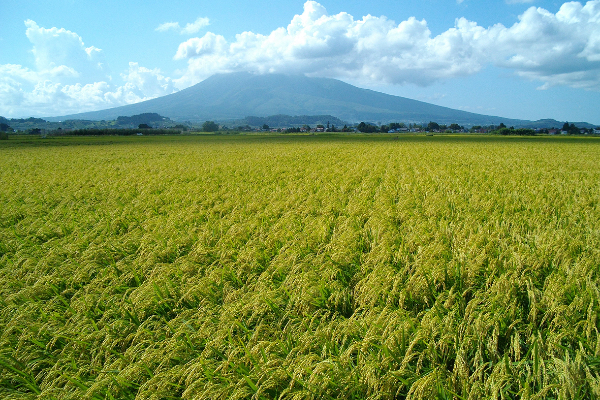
[517,119,596,130]
[115,113,170,126]
[44,72,595,127]
[237,115,347,128]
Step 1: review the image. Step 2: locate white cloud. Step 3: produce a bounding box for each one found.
[156,17,210,35]
[156,22,181,32]
[172,1,488,88]
[182,17,210,35]
[481,1,600,90]
[173,0,600,92]
[121,62,175,98]
[174,32,228,59]
[0,21,177,117]
[24,20,107,84]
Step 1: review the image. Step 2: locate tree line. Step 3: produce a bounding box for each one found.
[356,121,465,133]
[54,128,183,136]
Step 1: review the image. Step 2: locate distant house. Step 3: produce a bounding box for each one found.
[388,128,408,133]
[548,129,559,135]
[594,128,600,134]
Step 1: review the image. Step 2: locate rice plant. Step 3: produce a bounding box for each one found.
[1,134,599,399]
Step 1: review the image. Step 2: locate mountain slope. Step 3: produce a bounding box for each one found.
[47,72,528,126]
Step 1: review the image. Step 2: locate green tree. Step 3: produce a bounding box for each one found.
[202,121,219,132]
[427,121,440,131]
[569,123,579,134]
[173,124,188,132]
[562,122,580,135]
[357,122,378,133]
[138,123,152,129]
[262,124,270,131]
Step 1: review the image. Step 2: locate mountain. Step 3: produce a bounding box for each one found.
[46,72,537,126]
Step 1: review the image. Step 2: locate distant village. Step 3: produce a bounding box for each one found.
[227,121,600,135]
[1,113,600,137]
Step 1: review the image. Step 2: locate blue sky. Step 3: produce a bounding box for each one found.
[1,0,599,124]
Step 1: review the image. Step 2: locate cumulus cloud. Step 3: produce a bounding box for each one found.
[485,1,600,89]
[24,20,107,84]
[173,1,488,87]
[156,17,210,35]
[0,21,177,117]
[173,0,600,92]
[121,62,175,98]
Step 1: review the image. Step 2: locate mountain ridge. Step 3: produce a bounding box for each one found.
[43,72,593,127]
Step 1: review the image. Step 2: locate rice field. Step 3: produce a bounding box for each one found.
[1,134,599,399]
